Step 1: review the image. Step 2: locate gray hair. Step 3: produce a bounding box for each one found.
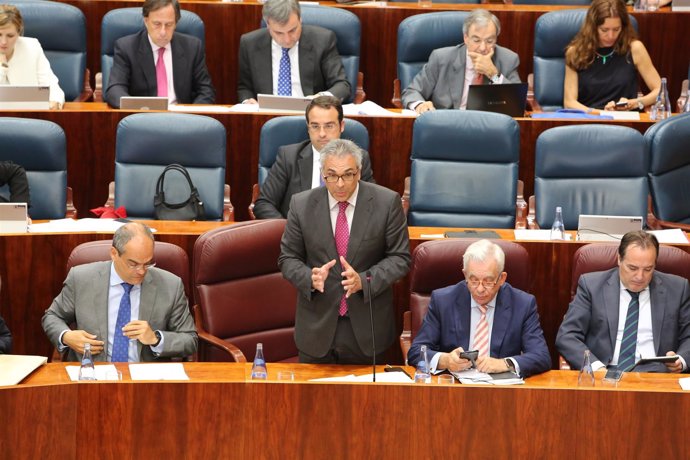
[112,222,155,255]
[463,9,501,36]
[319,139,363,172]
[463,239,505,274]
[262,0,300,24]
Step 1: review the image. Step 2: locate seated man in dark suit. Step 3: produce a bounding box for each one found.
[42,222,197,362]
[0,161,30,207]
[408,239,551,378]
[105,0,215,108]
[401,9,521,114]
[557,231,690,373]
[253,95,374,219]
[237,0,350,104]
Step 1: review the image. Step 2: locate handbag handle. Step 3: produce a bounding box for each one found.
[155,163,201,208]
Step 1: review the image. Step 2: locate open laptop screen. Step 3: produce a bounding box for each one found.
[466,83,528,117]
[0,85,50,110]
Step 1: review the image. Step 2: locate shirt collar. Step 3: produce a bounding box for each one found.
[109,262,142,289]
[147,35,170,53]
[327,182,359,211]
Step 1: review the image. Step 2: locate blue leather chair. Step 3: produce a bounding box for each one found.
[408,111,520,228]
[0,118,70,219]
[395,12,470,106]
[114,113,228,220]
[645,112,690,228]
[533,125,647,230]
[261,4,362,103]
[533,10,638,111]
[8,0,89,101]
[99,7,205,101]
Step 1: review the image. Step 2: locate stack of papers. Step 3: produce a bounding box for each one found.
[0,355,47,386]
[309,372,413,383]
[450,368,524,385]
[65,363,189,381]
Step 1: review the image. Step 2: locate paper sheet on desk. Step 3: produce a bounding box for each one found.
[514,229,571,241]
[599,110,641,121]
[450,368,524,385]
[0,355,47,386]
[648,229,689,244]
[129,363,189,380]
[30,218,128,233]
[227,103,259,113]
[679,377,690,390]
[310,372,413,383]
[343,101,416,117]
[66,364,118,381]
[168,104,233,114]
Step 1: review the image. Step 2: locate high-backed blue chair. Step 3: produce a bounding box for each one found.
[0,118,72,219]
[394,11,470,107]
[98,7,205,102]
[407,111,520,228]
[249,115,369,218]
[533,10,638,111]
[260,4,362,103]
[8,0,89,101]
[113,113,230,221]
[645,113,690,229]
[533,125,647,230]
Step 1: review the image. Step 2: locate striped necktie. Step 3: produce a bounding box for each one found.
[617,290,640,371]
[473,304,490,358]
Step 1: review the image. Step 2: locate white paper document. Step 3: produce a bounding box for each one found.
[0,355,47,386]
[29,218,126,234]
[128,363,189,381]
[66,364,119,381]
[647,229,689,244]
[168,104,233,114]
[679,377,690,390]
[309,372,413,383]
[343,101,413,117]
[514,229,572,241]
[227,103,260,113]
[599,110,641,121]
[450,368,524,385]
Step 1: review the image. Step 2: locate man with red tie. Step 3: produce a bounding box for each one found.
[279,139,410,364]
[401,9,521,114]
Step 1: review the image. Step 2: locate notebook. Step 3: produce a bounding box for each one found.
[0,202,28,233]
[258,94,312,112]
[0,85,50,110]
[466,83,528,117]
[120,96,169,110]
[577,215,643,242]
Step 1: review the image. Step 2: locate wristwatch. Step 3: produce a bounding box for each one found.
[153,330,162,347]
[504,358,516,373]
[637,99,645,111]
[490,73,502,84]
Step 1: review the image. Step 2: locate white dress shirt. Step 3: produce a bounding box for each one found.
[311,145,322,189]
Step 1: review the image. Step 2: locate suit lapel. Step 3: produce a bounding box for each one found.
[346,183,373,264]
[605,270,621,354]
[450,46,466,109]
[649,275,666,354]
[298,39,315,96]
[456,285,472,350]
[170,34,186,96]
[490,285,511,355]
[137,273,157,360]
[298,143,314,191]
[257,33,273,92]
[137,31,156,92]
[310,188,339,262]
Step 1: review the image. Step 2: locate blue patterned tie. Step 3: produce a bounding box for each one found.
[617,290,640,371]
[112,282,133,362]
[277,47,292,96]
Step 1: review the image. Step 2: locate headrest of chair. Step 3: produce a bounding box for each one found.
[300,5,360,56]
[645,113,690,175]
[397,12,468,63]
[7,0,85,51]
[0,118,66,169]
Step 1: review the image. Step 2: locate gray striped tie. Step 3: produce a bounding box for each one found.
[617,290,640,371]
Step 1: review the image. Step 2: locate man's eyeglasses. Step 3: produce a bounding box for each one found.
[308,122,339,133]
[466,279,497,289]
[323,171,359,184]
[125,261,156,271]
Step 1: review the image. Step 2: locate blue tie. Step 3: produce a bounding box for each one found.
[277,47,292,96]
[112,282,133,362]
[617,290,640,371]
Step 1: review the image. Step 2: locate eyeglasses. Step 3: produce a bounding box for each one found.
[125,261,156,271]
[469,36,497,46]
[323,171,359,184]
[308,122,339,133]
[466,279,497,289]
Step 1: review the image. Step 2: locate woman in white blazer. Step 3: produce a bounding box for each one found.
[0,4,65,109]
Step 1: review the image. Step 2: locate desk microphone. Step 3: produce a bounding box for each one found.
[366,271,376,382]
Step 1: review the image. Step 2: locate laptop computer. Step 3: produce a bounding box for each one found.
[258,94,312,112]
[120,96,169,111]
[577,214,643,242]
[0,203,29,233]
[466,83,528,117]
[672,0,690,11]
[0,85,50,110]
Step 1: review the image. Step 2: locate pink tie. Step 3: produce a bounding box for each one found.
[335,201,350,316]
[472,71,483,86]
[156,47,168,97]
[473,305,490,358]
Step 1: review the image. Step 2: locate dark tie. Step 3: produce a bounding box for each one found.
[277,47,292,96]
[335,201,349,316]
[156,47,168,97]
[112,282,133,362]
[618,290,640,371]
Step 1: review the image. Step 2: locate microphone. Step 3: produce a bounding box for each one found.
[366,270,376,382]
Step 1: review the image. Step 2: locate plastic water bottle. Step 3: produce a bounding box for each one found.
[515,197,528,230]
[550,206,565,240]
[78,343,96,381]
[651,77,671,121]
[633,0,647,11]
[414,345,431,383]
[251,342,268,380]
[577,350,595,387]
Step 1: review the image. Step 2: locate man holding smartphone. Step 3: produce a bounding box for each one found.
[557,231,690,373]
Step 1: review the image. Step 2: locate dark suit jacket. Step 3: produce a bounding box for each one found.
[0,314,11,354]
[408,282,551,377]
[401,44,521,110]
[237,25,350,102]
[254,140,375,219]
[0,161,30,207]
[278,181,411,358]
[105,30,215,108]
[556,268,690,372]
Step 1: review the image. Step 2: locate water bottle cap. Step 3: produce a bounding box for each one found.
[556,206,562,212]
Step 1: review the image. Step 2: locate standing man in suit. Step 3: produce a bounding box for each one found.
[253,95,374,219]
[401,9,521,114]
[279,139,410,364]
[105,0,215,108]
[408,240,551,378]
[42,222,197,362]
[237,0,350,104]
[557,231,690,373]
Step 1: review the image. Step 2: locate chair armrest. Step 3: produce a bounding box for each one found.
[354,71,367,104]
[402,176,410,216]
[515,179,527,229]
[400,310,411,366]
[527,195,539,229]
[559,355,571,370]
[193,304,247,362]
[677,79,688,113]
[65,186,77,219]
[248,183,259,220]
[75,68,94,102]
[94,72,103,103]
[223,184,235,222]
[526,73,542,113]
[391,78,402,109]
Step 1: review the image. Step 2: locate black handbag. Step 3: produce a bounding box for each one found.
[153,164,206,221]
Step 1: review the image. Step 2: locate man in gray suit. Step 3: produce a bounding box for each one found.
[42,222,197,362]
[401,9,521,114]
[557,231,690,373]
[253,95,374,219]
[279,139,410,364]
[237,0,350,104]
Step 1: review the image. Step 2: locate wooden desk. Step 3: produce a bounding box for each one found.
[58,0,690,106]
[2,363,688,458]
